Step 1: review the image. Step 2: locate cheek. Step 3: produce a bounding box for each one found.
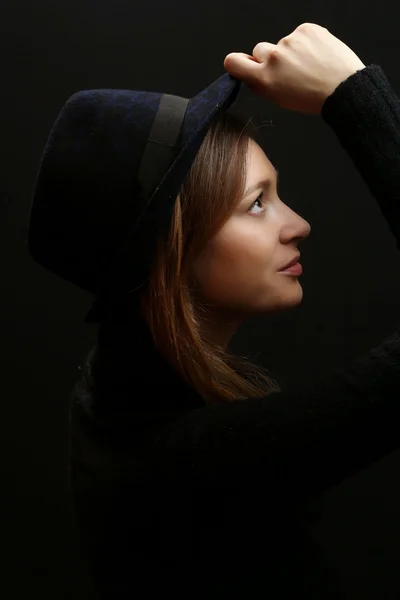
[193,224,275,298]
[218,228,272,269]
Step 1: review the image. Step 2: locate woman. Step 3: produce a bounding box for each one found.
[29,23,400,599]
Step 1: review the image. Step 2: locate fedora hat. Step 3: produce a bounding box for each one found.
[28,72,242,322]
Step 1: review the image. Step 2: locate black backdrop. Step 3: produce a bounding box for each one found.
[2,0,400,597]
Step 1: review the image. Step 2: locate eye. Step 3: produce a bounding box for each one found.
[248,191,266,215]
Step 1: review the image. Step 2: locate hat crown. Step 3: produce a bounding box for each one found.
[27,74,241,310]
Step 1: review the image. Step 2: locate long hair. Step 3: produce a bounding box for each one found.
[139,111,281,403]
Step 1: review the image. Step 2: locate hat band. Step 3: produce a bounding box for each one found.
[85,93,190,323]
[136,93,190,218]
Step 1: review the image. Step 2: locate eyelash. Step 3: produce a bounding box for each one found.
[249,191,266,214]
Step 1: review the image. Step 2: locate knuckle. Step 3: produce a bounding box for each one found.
[278,35,290,46]
[268,47,280,62]
[252,41,269,55]
[297,22,314,33]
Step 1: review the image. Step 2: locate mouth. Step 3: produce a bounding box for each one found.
[279,254,300,271]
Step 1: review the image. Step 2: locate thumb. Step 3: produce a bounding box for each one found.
[224,42,277,81]
[223,52,262,83]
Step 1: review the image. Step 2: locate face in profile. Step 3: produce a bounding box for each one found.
[192,139,311,322]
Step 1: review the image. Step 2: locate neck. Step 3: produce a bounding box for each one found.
[196,310,242,349]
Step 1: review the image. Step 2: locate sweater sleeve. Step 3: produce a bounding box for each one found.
[321,64,400,250]
[133,65,400,501]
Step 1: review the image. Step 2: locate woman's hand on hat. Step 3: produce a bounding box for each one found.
[223,22,365,115]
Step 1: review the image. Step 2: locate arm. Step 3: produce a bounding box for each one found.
[137,325,400,500]
[321,64,400,251]
[135,65,400,501]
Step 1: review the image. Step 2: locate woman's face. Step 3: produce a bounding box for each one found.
[192,139,311,322]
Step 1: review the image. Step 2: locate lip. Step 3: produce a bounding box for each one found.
[279,254,300,271]
[279,261,303,276]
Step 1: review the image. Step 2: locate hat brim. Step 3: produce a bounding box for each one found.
[140,72,242,225]
[105,73,242,290]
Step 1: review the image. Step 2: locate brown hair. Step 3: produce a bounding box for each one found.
[140,112,281,404]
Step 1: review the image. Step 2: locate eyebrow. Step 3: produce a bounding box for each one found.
[243,169,279,199]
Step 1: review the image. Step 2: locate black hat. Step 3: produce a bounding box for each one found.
[28,72,242,322]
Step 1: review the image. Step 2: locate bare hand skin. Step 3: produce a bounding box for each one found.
[224,22,366,115]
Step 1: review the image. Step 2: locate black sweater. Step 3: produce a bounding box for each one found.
[70,65,400,599]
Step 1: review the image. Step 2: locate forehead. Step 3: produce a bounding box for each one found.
[246,139,276,179]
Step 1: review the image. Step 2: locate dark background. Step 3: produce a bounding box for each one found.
[2,0,400,597]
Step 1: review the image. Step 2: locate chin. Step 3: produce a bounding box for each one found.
[264,279,304,314]
[285,279,304,308]
[222,280,304,317]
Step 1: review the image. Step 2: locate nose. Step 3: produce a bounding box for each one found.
[297,214,311,241]
[279,204,311,245]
